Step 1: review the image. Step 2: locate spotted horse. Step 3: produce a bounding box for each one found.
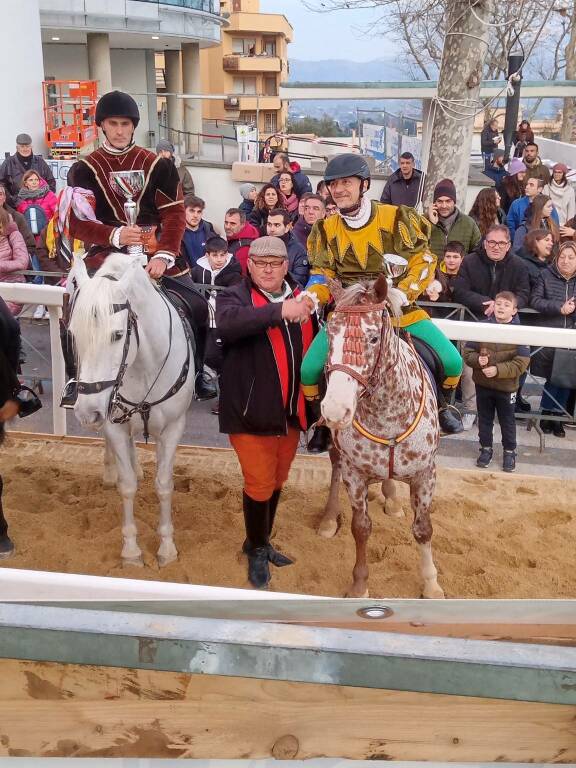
[319,273,444,599]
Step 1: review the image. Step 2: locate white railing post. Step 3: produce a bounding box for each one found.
[0,283,67,436]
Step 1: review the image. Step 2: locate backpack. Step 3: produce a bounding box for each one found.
[23,204,48,236]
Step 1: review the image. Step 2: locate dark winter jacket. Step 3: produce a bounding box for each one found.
[239,199,254,216]
[516,246,551,293]
[483,165,508,185]
[429,209,481,259]
[480,125,500,154]
[463,315,530,393]
[191,254,242,289]
[181,219,216,267]
[248,206,272,237]
[280,232,310,288]
[271,161,312,198]
[3,205,36,256]
[380,168,423,207]
[292,215,312,248]
[226,221,260,274]
[0,296,21,407]
[0,154,56,202]
[497,175,524,215]
[452,247,530,318]
[529,262,576,379]
[216,276,317,436]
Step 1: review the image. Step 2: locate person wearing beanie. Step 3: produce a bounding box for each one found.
[238,182,257,216]
[216,235,318,589]
[483,149,508,185]
[497,158,527,214]
[426,178,481,259]
[0,133,55,204]
[543,163,575,226]
[156,138,195,196]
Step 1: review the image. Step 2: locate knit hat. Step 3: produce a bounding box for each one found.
[508,158,527,176]
[156,139,175,154]
[248,236,288,260]
[239,182,257,200]
[16,133,32,145]
[433,178,457,203]
[553,163,568,174]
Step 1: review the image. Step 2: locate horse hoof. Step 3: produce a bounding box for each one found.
[318,519,338,539]
[422,584,445,599]
[157,553,178,568]
[384,500,404,518]
[345,588,369,598]
[122,556,144,568]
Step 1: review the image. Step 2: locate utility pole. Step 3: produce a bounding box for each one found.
[560,3,576,143]
[503,46,524,161]
[422,0,495,205]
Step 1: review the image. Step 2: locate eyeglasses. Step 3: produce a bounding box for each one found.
[485,240,510,248]
[249,259,286,270]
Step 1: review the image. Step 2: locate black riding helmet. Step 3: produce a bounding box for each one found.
[324,153,371,189]
[95,91,140,127]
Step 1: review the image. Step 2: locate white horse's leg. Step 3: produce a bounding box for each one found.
[106,424,143,566]
[154,417,184,567]
[341,464,371,598]
[102,436,118,487]
[128,428,144,481]
[409,469,444,599]
[318,445,341,539]
[381,478,404,518]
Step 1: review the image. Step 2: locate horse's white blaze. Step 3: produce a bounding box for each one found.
[321,323,359,428]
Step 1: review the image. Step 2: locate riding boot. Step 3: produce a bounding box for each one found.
[438,387,464,434]
[306,398,331,453]
[242,492,271,589]
[0,476,14,560]
[267,488,293,567]
[59,325,78,409]
[193,325,217,401]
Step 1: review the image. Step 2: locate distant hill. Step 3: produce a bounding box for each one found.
[288,58,409,83]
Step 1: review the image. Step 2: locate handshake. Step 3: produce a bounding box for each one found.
[281,294,315,324]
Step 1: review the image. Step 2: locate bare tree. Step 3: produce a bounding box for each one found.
[560,3,576,141]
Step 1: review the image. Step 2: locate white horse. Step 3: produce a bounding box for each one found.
[68,253,195,567]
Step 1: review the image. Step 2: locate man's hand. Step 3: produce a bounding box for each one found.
[119,225,143,247]
[483,365,498,378]
[146,258,168,279]
[282,298,311,323]
[426,203,439,225]
[0,399,19,422]
[478,354,489,368]
[483,300,495,316]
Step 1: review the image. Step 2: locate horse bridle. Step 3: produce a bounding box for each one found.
[75,278,191,441]
[325,299,395,398]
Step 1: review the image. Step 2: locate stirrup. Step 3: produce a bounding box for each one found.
[60,379,78,409]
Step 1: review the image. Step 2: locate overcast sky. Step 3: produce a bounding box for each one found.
[259,0,397,62]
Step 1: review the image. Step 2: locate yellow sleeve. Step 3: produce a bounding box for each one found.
[393,205,437,302]
[305,220,336,305]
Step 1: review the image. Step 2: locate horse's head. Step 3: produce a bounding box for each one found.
[69,254,148,429]
[322,273,399,430]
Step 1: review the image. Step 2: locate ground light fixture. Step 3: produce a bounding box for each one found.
[152,36,160,40]
[356,606,394,620]
[51,36,60,40]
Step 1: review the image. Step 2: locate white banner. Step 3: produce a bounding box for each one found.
[361,123,386,162]
[236,125,258,163]
[45,158,75,194]
[386,127,399,171]
[400,135,423,169]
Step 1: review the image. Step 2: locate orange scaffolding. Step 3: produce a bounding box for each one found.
[43,80,98,159]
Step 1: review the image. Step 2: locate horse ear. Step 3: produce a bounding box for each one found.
[71,251,89,287]
[373,272,389,302]
[327,277,344,302]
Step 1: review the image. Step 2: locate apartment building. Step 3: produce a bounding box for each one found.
[200,0,293,136]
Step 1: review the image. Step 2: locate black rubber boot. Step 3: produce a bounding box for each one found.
[438,388,464,434]
[267,489,293,567]
[59,325,78,409]
[306,399,331,453]
[242,492,271,589]
[193,326,217,401]
[0,476,14,560]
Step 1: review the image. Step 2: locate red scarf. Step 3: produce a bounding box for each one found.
[251,285,314,430]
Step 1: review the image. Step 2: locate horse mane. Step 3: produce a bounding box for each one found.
[334,280,404,319]
[69,253,134,362]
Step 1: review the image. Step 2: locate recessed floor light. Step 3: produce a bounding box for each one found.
[356,606,394,620]
[152,36,160,40]
[52,36,60,41]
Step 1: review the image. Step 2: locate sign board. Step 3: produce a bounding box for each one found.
[236,125,258,163]
[400,135,423,170]
[361,123,386,162]
[386,127,399,171]
[45,158,75,194]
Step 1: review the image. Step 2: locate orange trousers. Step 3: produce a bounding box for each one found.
[229,429,301,502]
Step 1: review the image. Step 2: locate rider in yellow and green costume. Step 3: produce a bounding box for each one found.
[300,154,463,452]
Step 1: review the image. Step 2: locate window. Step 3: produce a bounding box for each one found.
[264,111,277,133]
[232,77,257,95]
[263,37,277,56]
[232,37,256,55]
[240,111,257,126]
[264,77,277,96]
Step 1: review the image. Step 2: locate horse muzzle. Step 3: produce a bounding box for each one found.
[321,394,355,430]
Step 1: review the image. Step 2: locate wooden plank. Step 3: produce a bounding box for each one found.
[0,660,574,761]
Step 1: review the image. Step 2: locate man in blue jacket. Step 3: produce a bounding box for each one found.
[266,208,310,288]
[507,176,558,241]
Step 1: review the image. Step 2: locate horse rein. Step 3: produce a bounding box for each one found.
[74,277,191,441]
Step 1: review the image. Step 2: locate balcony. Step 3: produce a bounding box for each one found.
[223,95,281,112]
[223,55,281,73]
[226,13,293,41]
[39,0,226,44]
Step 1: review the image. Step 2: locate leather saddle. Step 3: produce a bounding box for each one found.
[406,333,446,391]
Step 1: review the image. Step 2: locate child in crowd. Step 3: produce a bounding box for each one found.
[181,195,216,268]
[191,236,242,414]
[239,183,257,216]
[463,291,530,473]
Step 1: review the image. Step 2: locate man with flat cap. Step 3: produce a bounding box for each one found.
[0,133,56,203]
[216,235,318,589]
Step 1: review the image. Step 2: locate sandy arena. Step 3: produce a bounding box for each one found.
[1,434,575,598]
